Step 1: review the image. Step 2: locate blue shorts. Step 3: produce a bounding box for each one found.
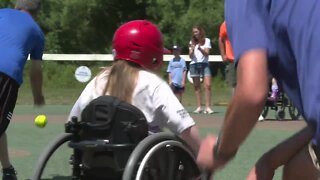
[170,83,185,94]
[189,63,211,78]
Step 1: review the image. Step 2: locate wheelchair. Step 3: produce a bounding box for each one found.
[261,88,301,120]
[32,96,205,180]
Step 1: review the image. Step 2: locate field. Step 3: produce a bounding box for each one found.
[6,61,306,179]
[7,104,306,180]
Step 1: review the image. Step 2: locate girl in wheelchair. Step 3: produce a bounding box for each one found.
[67,20,203,179]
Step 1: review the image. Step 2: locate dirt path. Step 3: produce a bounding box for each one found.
[12,114,306,131]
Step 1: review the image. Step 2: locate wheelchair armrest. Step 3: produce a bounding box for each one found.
[68,140,135,150]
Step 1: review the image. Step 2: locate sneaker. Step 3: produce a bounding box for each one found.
[258,115,265,122]
[2,166,17,180]
[193,107,202,114]
[204,108,214,114]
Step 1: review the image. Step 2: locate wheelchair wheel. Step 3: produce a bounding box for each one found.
[288,101,301,120]
[261,105,269,118]
[32,133,73,180]
[276,109,285,120]
[123,132,201,180]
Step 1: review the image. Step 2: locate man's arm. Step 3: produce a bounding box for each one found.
[217,49,269,159]
[218,37,227,61]
[30,60,45,106]
[196,49,269,172]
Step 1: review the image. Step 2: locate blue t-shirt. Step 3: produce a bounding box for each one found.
[0,8,45,85]
[167,57,187,87]
[225,0,320,145]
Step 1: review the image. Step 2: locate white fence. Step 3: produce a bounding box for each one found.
[41,54,223,62]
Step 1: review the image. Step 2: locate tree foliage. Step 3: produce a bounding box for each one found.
[1,0,224,54]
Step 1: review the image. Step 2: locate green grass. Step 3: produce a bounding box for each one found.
[7,121,293,179]
[17,60,231,106]
[17,70,231,106]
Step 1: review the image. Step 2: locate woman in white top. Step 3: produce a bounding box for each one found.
[189,25,213,114]
[68,20,202,154]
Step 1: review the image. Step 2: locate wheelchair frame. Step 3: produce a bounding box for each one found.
[32,117,204,180]
[262,90,301,120]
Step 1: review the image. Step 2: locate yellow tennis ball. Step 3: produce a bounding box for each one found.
[34,115,47,128]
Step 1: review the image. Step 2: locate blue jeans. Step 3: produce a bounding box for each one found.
[189,63,211,78]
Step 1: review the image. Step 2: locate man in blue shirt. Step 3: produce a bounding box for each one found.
[197,0,320,179]
[0,0,44,179]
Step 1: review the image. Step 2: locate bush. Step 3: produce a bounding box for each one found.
[18,61,230,105]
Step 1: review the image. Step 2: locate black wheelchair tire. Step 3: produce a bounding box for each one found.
[262,106,269,118]
[288,101,301,120]
[32,133,73,180]
[122,132,202,180]
[276,109,286,120]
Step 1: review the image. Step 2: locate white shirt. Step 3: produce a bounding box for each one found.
[68,70,195,134]
[189,38,212,64]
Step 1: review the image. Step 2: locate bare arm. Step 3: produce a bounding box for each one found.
[182,70,187,87]
[180,125,202,154]
[247,126,313,179]
[168,72,172,84]
[218,37,227,61]
[189,44,195,59]
[198,46,210,57]
[259,126,313,169]
[217,49,269,160]
[30,60,45,106]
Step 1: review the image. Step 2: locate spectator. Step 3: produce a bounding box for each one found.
[218,20,236,93]
[0,0,45,179]
[68,20,202,155]
[188,25,214,114]
[197,1,320,179]
[167,45,187,102]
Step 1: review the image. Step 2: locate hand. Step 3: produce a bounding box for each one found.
[189,44,195,51]
[34,94,45,107]
[197,134,227,177]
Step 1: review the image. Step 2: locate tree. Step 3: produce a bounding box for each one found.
[0,0,14,8]
[1,0,225,54]
[144,0,224,54]
[39,0,147,53]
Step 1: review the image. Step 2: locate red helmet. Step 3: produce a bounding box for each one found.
[112,20,164,70]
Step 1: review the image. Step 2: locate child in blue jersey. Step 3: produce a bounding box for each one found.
[197,0,320,179]
[167,45,187,102]
[0,0,45,179]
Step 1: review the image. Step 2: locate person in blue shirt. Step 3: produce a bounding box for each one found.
[167,45,187,102]
[197,0,320,179]
[0,0,45,179]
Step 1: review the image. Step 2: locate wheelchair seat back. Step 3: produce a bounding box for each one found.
[72,96,148,179]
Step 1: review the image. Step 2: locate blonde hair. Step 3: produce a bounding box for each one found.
[102,60,140,104]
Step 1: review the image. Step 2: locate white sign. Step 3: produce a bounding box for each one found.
[75,66,92,83]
